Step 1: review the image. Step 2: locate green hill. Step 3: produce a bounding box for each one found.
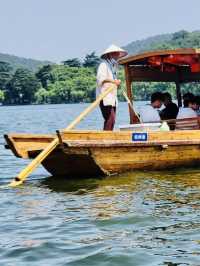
[0,52,52,72]
[1,30,200,104]
[123,30,200,55]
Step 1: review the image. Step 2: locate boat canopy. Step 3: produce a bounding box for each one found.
[118,48,200,123]
[119,48,200,83]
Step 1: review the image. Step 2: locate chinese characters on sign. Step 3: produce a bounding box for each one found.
[132,133,148,142]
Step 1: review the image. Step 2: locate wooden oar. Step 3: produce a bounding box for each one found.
[8,85,116,187]
[122,90,142,123]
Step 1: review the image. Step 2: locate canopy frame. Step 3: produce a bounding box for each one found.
[119,48,200,124]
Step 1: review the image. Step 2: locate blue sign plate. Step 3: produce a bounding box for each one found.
[132,132,148,141]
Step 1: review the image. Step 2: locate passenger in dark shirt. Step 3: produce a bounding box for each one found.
[160,92,178,120]
[160,92,178,130]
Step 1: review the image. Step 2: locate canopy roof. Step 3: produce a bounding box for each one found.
[119,48,200,83]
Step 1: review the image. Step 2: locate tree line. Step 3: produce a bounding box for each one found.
[1,32,200,105]
[0,52,101,105]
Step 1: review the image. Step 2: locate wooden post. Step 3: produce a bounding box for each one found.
[124,64,139,124]
[175,80,182,107]
[175,67,182,107]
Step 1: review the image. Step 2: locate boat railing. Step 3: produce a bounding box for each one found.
[165,117,200,130]
[119,117,200,131]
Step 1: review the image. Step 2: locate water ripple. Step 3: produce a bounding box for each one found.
[1,104,200,265]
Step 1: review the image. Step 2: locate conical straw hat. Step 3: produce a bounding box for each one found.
[101,44,128,59]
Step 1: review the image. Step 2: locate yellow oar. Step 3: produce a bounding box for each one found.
[122,90,141,123]
[8,85,116,187]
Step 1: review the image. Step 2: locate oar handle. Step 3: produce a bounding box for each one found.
[8,85,116,187]
[63,85,117,131]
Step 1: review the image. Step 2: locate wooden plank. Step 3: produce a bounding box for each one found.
[60,130,200,142]
[64,139,200,147]
[175,117,200,130]
[5,134,55,158]
[91,145,200,173]
[7,133,55,139]
[5,130,200,160]
[4,135,21,158]
[6,130,200,143]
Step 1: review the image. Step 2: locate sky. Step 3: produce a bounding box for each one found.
[0,0,199,62]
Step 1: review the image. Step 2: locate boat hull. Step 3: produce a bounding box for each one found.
[4,130,200,178]
[41,144,200,177]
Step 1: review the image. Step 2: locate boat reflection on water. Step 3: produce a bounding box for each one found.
[40,168,200,220]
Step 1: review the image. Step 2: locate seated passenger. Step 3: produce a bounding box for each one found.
[138,92,163,122]
[177,95,198,119]
[183,92,194,102]
[194,95,200,116]
[160,92,178,120]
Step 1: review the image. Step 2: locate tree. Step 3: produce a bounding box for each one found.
[0,61,12,90]
[83,52,100,69]
[35,88,50,104]
[47,81,73,103]
[36,64,53,89]
[172,30,189,41]
[38,65,97,104]
[62,58,82,67]
[0,90,4,102]
[4,68,40,104]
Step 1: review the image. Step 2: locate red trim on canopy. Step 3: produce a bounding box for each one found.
[147,54,200,73]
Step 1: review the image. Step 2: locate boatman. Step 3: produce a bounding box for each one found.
[96,44,128,130]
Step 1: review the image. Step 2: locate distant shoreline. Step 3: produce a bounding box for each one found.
[0,101,128,107]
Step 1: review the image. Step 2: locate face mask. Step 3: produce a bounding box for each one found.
[106,55,118,67]
[110,58,118,66]
[105,57,118,79]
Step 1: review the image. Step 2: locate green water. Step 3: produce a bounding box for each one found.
[1,103,200,265]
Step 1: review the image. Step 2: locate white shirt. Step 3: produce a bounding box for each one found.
[138,104,161,122]
[177,107,197,119]
[96,61,117,106]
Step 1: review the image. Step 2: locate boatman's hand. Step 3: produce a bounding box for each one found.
[114,79,121,86]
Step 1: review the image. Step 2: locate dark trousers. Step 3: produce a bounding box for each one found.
[99,100,116,131]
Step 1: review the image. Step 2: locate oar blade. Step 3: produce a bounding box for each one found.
[9,178,24,187]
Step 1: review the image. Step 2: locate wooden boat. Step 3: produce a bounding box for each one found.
[4,129,200,177]
[4,48,200,178]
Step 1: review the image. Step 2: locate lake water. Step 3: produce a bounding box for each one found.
[1,103,200,266]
